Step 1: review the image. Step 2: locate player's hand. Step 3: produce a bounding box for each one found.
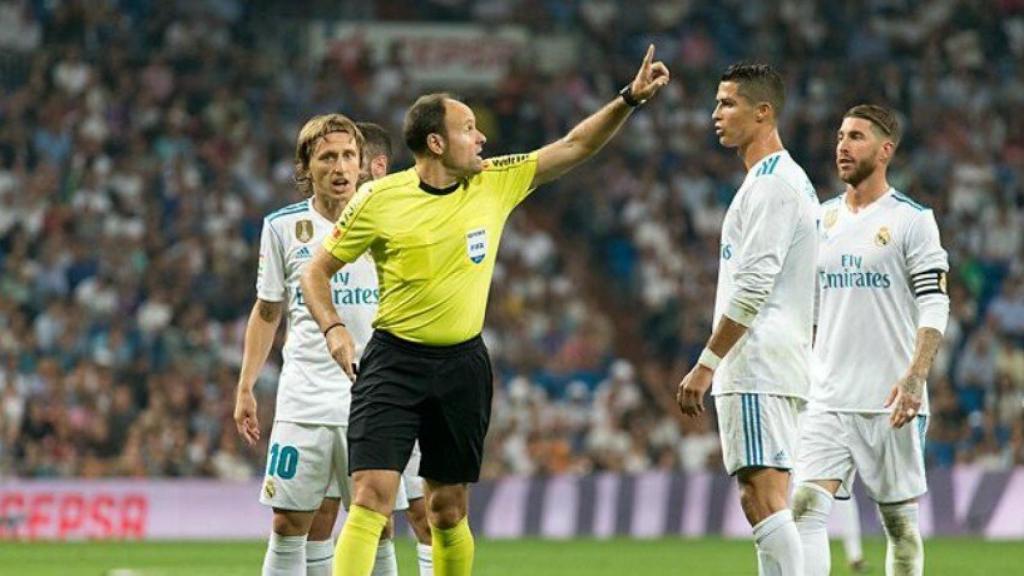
[630,44,671,102]
[884,372,924,428]
[234,387,260,446]
[676,365,713,417]
[326,324,358,381]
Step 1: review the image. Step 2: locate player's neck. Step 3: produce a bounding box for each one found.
[414,158,460,190]
[845,174,890,212]
[311,194,343,222]
[740,128,784,171]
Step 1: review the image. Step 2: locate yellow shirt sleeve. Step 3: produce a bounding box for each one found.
[481,151,539,213]
[322,182,377,263]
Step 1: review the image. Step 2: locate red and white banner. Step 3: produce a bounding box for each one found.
[309,23,531,88]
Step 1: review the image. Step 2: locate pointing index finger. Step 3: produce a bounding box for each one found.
[643,44,655,67]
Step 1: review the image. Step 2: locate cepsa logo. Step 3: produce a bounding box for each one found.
[0,491,148,540]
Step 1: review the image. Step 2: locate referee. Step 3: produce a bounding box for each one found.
[301,45,669,576]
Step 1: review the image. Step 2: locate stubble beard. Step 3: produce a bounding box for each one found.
[840,158,877,187]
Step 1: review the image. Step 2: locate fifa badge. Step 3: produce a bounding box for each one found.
[295,220,314,243]
[875,226,891,247]
[466,227,487,264]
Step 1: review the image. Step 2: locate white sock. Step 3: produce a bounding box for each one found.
[753,509,804,576]
[838,496,863,564]
[370,538,398,576]
[305,539,333,576]
[793,483,834,576]
[416,543,434,576]
[262,532,307,576]
[880,502,923,576]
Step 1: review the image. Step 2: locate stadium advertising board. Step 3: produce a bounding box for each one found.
[3,468,1023,540]
[309,23,546,88]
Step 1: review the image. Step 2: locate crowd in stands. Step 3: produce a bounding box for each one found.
[1,0,1022,481]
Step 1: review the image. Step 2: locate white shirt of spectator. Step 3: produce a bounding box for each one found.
[812,189,949,415]
[711,150,820,399]
[257,198,378,425]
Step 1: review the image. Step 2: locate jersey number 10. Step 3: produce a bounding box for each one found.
[267,443,299,479]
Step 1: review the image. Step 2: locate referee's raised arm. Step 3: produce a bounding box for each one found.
[531,44,670,188]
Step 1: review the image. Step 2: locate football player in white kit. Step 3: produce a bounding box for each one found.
[792,104,949,576]
[677,63,819,575]
[234,114,409,576]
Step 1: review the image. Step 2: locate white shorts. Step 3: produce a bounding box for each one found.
[259,422,409,512]
[795,409,928,503]
[715,393,803,475]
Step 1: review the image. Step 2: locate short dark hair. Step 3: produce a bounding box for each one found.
[403,92,455,156]
[356,122,393,162]
[844,104,901,148]
[720,63,785,118]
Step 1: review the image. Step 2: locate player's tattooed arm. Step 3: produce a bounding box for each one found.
[886,327,942,428]
[907,327,942,379]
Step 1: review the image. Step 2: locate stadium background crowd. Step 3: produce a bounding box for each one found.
[1,0,1023,482]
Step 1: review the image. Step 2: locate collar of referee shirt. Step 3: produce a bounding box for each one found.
[418,179,462,196]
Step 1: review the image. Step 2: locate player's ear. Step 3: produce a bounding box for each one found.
[880,140,896,164]
[756,102,772,123]
[427,132,446,156]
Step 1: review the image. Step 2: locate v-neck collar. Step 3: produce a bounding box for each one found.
[843,187,892,219]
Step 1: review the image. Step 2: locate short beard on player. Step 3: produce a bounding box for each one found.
[840,157,877,187]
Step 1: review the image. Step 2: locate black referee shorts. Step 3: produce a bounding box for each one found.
[347,330,493,484]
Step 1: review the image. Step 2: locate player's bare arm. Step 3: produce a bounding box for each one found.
[234,298,284,445]
[885,327,942,428]
[677,315,748,416]
[531,44,669,187]
[299,246,357,381]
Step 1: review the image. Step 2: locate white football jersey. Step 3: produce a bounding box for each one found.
[257,198,378,425]
[812,189,949,414]
[712,150,820,399]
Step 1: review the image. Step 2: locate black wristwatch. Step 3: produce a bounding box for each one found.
[619,84,644,107]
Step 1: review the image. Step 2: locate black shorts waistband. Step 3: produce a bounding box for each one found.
[372,330,484,358]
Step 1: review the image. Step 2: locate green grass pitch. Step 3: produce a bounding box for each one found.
[2,537,1021,575]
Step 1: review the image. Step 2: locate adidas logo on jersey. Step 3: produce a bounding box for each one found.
[296,246,312,259]
[773,450,788,466]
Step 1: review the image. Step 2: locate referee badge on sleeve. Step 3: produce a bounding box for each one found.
[466,228,488,264]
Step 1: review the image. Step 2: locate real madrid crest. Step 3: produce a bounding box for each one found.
[875,226,891,247]
[824,208,838,229]
[295,219,314,243]
[264,478,276,498]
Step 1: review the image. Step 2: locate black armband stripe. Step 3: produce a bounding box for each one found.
[912,268,948,297]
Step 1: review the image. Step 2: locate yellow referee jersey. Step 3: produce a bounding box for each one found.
[323,152,538,345]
